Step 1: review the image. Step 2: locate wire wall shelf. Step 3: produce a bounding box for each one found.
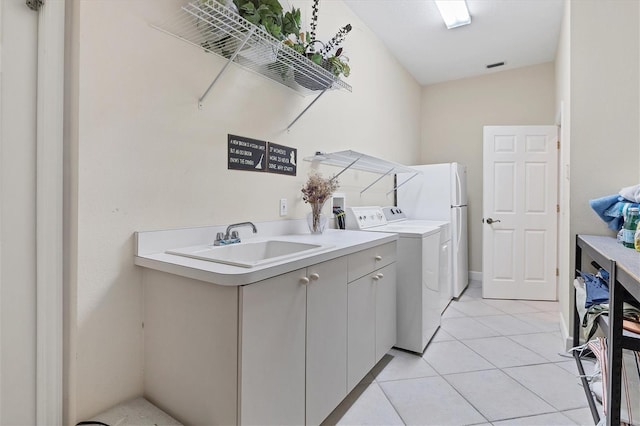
[304,150,421,195]
[152,0,352,116]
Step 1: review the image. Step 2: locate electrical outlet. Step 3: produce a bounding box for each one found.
[279,198,288,216]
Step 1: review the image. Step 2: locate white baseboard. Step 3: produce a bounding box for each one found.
[559,311,574,351]
[469,270,482,282]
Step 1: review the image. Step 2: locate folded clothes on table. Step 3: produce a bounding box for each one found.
[589,194,640,230]
[620,183,640,203]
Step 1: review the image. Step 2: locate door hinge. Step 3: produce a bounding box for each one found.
[557,140,560,149]
[556,268,559,277]
[557,204,560,213]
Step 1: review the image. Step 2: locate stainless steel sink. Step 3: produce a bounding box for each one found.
[166,240,331,268]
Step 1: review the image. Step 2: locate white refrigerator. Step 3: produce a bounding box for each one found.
[397,163,469,298]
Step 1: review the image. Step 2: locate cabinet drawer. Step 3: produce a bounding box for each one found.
[348,241,397,282]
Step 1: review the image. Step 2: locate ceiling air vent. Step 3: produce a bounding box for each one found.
[486,62,505,69]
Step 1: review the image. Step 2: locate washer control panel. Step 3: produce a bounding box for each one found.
[382,206,408,222]
[345,206,388,230]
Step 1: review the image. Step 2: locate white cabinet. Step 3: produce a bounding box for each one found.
[143,241,395,426]
[375,264,397,361]
[348,263,397,391]
[240,257,348,426]
[347,271,376,391]
[305,258,348,425]
[239,268,307,425]
[347,243,397,392]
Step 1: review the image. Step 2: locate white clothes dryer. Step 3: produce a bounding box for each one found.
[346,206,442,353]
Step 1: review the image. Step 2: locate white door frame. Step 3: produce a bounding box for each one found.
[35,0,65,424]
[1,0,65,423]
[0,3,4,420]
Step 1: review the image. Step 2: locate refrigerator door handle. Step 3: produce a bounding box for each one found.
[454,169,462,206]
[455,206,462,247]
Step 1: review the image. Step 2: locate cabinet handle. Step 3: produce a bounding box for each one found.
[300,277,310,285]
[374,255,383,261]
[309,273,320,281]
[372,274,380,281]
[377,273,384,280]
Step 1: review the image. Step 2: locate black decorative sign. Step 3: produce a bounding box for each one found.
[227,134,267,172]
[267,143,297,176]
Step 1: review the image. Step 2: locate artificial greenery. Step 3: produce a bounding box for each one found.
[233,0,285,40]
[282,6,301,41]
[326,48,350,77]
[202,0,353,81]
[319,24,352,57]
[281,0,352,79]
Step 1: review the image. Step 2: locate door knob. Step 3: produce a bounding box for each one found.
[486,217,501,224]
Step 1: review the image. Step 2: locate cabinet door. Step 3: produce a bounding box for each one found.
[306,257,348,426]
[347,273,376,392]
[375,263,397,362]
[239,268,307,425]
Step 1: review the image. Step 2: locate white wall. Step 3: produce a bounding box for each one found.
[420,63,556,274]
[69,0,421,420]
[565,0,639,333]
[0,1,38,424]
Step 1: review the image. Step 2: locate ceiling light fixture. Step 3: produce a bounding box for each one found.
[434,0,471,29]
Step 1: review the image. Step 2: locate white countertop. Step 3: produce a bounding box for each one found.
[135,227,398,286]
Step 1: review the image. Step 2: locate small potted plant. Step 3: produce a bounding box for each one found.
[282,0,352,89]
[301,171,339,234]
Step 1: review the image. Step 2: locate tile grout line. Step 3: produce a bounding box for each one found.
[441,290,580,424]
[335,282,589,425]
[373,378,409,425]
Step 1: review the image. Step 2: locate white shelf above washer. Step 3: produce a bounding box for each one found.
[304,150,421,195]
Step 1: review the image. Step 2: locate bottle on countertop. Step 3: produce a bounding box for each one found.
[635,227,640,252]
[622,207,639,248]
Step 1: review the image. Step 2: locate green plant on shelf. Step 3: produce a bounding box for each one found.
[233,0,286,40]
[283,6,353,81]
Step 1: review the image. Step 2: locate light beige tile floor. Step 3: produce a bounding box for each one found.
[322,280,603,426]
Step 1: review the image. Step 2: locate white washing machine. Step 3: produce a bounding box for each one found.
[346,206,442,353]
[383,206,453,314]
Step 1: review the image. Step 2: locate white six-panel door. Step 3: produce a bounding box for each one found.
[482,126,558,300]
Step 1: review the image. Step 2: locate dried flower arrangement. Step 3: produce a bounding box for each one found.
[301,170,339,204]
[301,171,339,233]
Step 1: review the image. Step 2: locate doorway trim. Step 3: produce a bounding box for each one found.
[35,0,65,424]
[0,2,4,419]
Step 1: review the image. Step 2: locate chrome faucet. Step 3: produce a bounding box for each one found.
[214,222,258,246]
